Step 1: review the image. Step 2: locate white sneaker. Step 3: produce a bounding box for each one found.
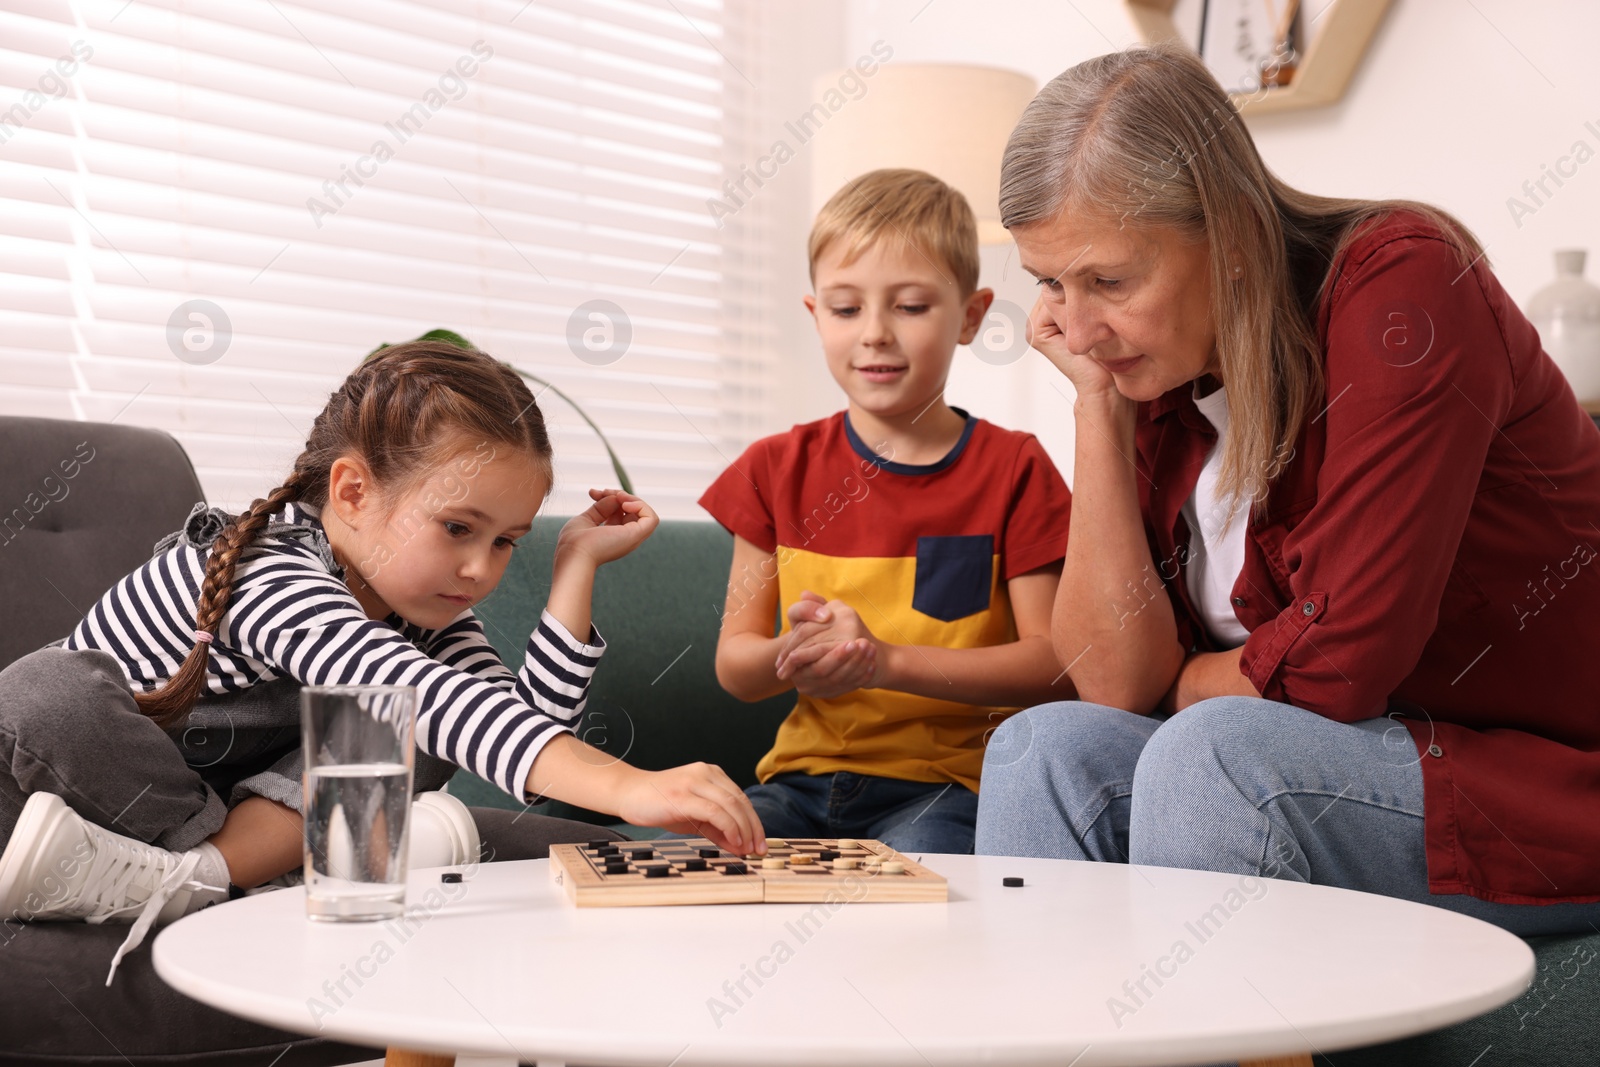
[409,790,480,868]
[0,792,227,984]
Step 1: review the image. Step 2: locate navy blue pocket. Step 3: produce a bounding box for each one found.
[912,535,994,622]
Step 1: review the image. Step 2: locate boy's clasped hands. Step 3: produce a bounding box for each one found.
[774,590,883,700]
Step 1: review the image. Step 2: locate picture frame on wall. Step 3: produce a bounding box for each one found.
[1126,0,1391,116]
[1199,0,1305,97]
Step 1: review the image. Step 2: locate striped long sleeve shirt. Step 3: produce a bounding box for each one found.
[65,501,602,800]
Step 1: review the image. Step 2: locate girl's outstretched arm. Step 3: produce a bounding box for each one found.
[216,489,761,855]
[533,489,764,856]
[523,733,764,857]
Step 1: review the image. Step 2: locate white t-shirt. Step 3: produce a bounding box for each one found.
[1178,382,1251,649]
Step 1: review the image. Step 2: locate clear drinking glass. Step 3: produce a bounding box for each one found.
[300,685,418,921]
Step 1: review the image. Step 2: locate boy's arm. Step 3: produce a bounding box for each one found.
[713,535,802,702]
[886,563,1074,706]
[780,563,1075,707]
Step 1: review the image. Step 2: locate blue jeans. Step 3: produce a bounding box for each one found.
[975,696,1600,936]
[745,771,979,855]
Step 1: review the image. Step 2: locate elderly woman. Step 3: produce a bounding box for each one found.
[976,43,1600,933]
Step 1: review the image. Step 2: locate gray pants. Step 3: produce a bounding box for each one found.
[1,644,467,853]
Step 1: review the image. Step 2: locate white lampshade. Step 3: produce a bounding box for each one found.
[809,63,1038,245]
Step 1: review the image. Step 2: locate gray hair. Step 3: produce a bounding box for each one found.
[1001,42,1481,512]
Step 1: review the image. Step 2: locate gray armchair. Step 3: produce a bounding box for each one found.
[0,416,383,1065]
[0,417,208,667]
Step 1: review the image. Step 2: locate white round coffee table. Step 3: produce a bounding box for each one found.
[153,854,1533,1067]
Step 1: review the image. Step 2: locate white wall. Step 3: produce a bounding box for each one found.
[754,2,850,452]
[759,0,1600,486]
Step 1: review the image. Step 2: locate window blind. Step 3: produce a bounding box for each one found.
[0,0,773,517]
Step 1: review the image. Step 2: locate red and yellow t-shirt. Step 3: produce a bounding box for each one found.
[698,409,1072,792]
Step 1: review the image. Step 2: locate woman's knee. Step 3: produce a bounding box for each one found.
[983,701,1160,792]
[1134,696,1395,798]
[1133,697,1298,787]
[979,702,1155,861]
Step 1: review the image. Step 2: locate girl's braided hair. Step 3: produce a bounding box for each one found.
[135,339,552,729]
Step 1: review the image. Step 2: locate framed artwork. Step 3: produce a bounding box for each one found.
[1198,0,1304,97]
[1125,0,1392,115]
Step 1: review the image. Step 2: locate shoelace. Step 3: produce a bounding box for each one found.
[69,824,223,985]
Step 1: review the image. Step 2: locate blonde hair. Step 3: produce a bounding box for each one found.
[809,168,981,297]
[1000,42,1482,513]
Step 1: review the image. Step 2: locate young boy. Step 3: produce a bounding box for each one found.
[699,168,1075,855]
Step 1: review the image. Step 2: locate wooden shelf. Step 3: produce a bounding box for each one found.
[1126,0,1393,115]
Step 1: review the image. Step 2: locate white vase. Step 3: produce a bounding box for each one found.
[1527,249,1600,404]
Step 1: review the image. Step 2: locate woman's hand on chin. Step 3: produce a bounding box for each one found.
[1026,296,1125,408]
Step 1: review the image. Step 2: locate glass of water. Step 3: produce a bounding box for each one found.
[300,685,417,921]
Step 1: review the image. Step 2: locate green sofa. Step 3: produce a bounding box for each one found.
[449,515,1596,1067]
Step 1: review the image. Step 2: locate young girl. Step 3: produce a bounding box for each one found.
[0,340,765,980]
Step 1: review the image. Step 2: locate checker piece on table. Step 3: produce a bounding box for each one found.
[548,837,947,906]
